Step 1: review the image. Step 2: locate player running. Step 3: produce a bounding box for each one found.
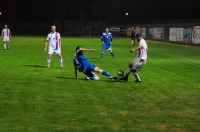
[74,46,118,80]
[120,33,148,82]
[44,25,64,68]
[1,25,11,50]
[100,28,115,60]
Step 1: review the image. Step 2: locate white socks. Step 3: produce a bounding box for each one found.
[59,58,63,67]
[47,58,51,66]
[126,68,132,76]
[4,44,6,49]
[47,57,63,67]
[133,72,141,81]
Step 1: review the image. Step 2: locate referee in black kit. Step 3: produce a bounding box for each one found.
[131,29,136,46]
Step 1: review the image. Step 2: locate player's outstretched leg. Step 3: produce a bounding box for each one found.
[109,50,115,59]
[47,54,52,68]
[7,43,10,50]
[132,70,141,83]
[94,67,118,80]
[100,51,104,60]
[119,63,133,81]
[4,42,6,50]
[58,54,64,68]
[119,68,131,81]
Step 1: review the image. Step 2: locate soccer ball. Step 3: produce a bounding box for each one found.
[117,70,124,77]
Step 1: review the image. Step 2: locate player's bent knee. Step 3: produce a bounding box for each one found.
[94,67,101,73]
[132,69,137,73]
[95,75,100,80]
[129,63,133,68]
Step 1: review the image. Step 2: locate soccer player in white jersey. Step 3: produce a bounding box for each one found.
[1,25,11,50]
[120,33,148,82]
[44,25,64,68]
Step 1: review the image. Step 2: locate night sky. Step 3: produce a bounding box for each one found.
[0,0,200,23]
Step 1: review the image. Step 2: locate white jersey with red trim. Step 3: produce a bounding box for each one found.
[137,38,148,60]
[2,28,11,36]
[46,32,61,50]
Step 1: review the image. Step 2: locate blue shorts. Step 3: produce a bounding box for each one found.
[102,44,112,50]
[84,70,98,80]
[83,61,96,71]
[84,70,95,78]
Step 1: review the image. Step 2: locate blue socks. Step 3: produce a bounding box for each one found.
[101,52,114,59]
[110,52,115,58]
[100,52,104,59]
[100,70,112,77]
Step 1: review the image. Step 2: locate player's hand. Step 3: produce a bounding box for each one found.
[90,49,95,52]
[110,42,112,45]
[130,49,135,53]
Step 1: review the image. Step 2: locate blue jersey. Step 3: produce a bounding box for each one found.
[75,50,96,71]
[73,57,84,72]
[73,55,97,80]
[101,32,112,45]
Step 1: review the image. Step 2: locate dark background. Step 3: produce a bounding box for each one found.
[1,0,200,23]
[0,0,200,36]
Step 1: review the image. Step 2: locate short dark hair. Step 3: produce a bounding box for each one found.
[136,33,142,38]
[76,46,82,52]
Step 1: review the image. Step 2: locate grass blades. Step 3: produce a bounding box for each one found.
[0,37,200,131]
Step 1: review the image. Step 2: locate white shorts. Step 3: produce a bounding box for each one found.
[131,58,146,71]
[3,36,10,41]
[48,48,61,55]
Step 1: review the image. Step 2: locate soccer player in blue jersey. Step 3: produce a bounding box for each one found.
[73,58,100,80]
[100,28,115,60]
[74,46,118,80]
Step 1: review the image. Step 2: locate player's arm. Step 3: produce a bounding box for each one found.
[1,30,3,38]
[59,39,61,51]
[79,47,95,52]
[9,31,11,38]
[130,45,143,53]
[101,35,104,44]
[110,35,113,44]
[44,40,48,51]
[44,35,49,51]
[74,67,78,79]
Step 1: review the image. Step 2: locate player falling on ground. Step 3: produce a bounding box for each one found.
[1,25,11,50]
[75,46,118,80]
[73,57,100,80]
[44,25,64,68]
[131,29,136,46]
[100,28,115,60]
[120,33,148,83]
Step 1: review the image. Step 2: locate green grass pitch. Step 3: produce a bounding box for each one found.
[0,36,200,131]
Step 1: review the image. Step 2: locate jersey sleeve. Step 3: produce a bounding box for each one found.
[46,34,50,41]
[101,33,104,41]
[139,40,145,47]
[101,34,103,38]
[58,33,61,40]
